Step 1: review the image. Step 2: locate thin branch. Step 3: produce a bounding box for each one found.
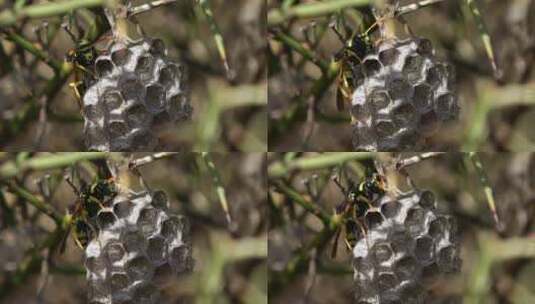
[395,152,446,171]
[201,153,232,227]
[128,152,180,170]
[468,152,502,231]
[268,152,372,178]
[128,0,177,17]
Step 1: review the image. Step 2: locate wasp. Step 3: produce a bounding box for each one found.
[330,171,387,258]
[60,177,118,252]
[63,17,112,107]
[331,18,376,116]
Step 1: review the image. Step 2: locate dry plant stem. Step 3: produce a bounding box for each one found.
[127,0,177,17]
[271,180,330,226]
[468,152,501,231]
[201,152,232,226]
[128,152,180,170]
[1,180,61,224]
[395,152,446,171]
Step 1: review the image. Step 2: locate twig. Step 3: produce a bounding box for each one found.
[127,0,177,17]
[0,152,107,179]
[196,0,233,80]
[468,152,502,231]
[128,152,180,170]
[395,152,446,171]
[2,180,61,224]
[396,0,447,15]
[0,0,109,27]
[201,153,232,227]
[271,179,331,226]
[268,152,372,178]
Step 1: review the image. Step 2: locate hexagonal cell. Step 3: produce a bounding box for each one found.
[83,104,103,123]
[126,256,153,281]
[158,65,179,88]
[446,216,458,237]
[87,279,110,301]
[97,210,117,230]
[404,207,426,235]
[86,256,106,274]
[113,201,134,218]
[369,90,391,110]
[438,246,461,272]
[105,242,126,263]
[419,110,439,135]
[147,236,167,262]
[388,77,411,100]
[153,262,174,285]
[365,211,383,229]
[421,262,440,281]
[398,130,420,150]
[111,48,132,66]
[416,38,433,55]
[413,84,432,110]
[372,243,393,263]
[415,236,435,262]
[362,58,381,77]
[394,256,418,281]
[390,231,411,254]
[377,272,397,291]
[381,201,400,218]
[429,217,447,238]
[418,191,436,209]
[435,93,457,120]
[352,126,375,149]
[352,256,373,274]
[161,216,189,240]
[125,104,151,129]
[110,272,129,292]
[108,121,129,139]
[151,190,168,209]
[145,84,165,113]
[138,208,159,236]
[95,58,114,78]
[167,93,191,121]
[392,103,416,127]
[130,131,156,150]
[402,55,424,83]
[135,55,155,81]
[103,90,124,111]
[379,48,400,66]
[375,120,396,138]
[132,283,158,302]
[149,39,166,56]
[85,125,106,144]
[426,66,442,87]
[123,231,146,253]
[119,75,144,101]
[170,245,191,273]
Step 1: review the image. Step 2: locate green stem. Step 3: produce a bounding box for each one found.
[0,0,109,27]
[0,152,107,179]
[268,152,372,178]
[268,0,370,26]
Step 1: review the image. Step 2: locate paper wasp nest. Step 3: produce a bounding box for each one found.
[352,189,460,303]
[350,37,458,151]
[82,38,192,151]
[85,190,192,304]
